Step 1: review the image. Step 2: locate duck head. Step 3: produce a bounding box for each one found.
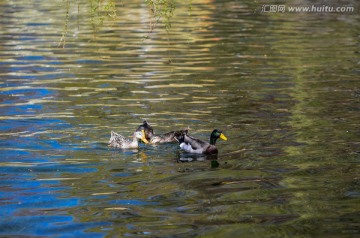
[210,129,227,145]
[134,130,149,144]
[136,120,154,140]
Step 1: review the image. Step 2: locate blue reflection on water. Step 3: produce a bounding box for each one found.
[17,55,47,61]
[0,47,102,236]
[0,215,108,237]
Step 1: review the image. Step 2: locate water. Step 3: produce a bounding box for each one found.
[1,0,359,237]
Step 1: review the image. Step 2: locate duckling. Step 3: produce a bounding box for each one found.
[176,129,227,155]
[108,130,148,149]
[136,120,189,144]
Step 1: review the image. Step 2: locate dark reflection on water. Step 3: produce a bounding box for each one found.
[1,0,359,237]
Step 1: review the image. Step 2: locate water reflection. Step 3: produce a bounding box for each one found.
[1,0,359,237]
[177,153,218,163]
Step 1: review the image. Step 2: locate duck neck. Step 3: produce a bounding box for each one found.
[133,134,139,143]
[209,136,218,145]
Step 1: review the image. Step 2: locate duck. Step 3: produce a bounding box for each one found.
[175,129,227,154]
[136,120,189,144]
[108,130,148,149]
[136,121,154,141]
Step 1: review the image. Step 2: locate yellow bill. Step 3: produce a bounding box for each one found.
[141,130,149,144]
[220,133,228,141]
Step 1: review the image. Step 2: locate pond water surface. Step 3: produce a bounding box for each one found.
[0,0,359,237]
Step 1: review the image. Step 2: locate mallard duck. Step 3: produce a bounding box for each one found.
[136,120,154,141]
[136,120,189,144]
[108,130,148,149]
[150,129,189,143]
[175,129,227,154]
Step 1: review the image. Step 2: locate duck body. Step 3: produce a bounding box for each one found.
[150,130,189,143]
[176,129,227,155]
[179,134,218,154]
[108,130,148,149]
[136,120,189,144]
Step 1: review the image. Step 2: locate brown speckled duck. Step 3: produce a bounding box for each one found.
[136,120,189,144]
[108,130,148,149]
